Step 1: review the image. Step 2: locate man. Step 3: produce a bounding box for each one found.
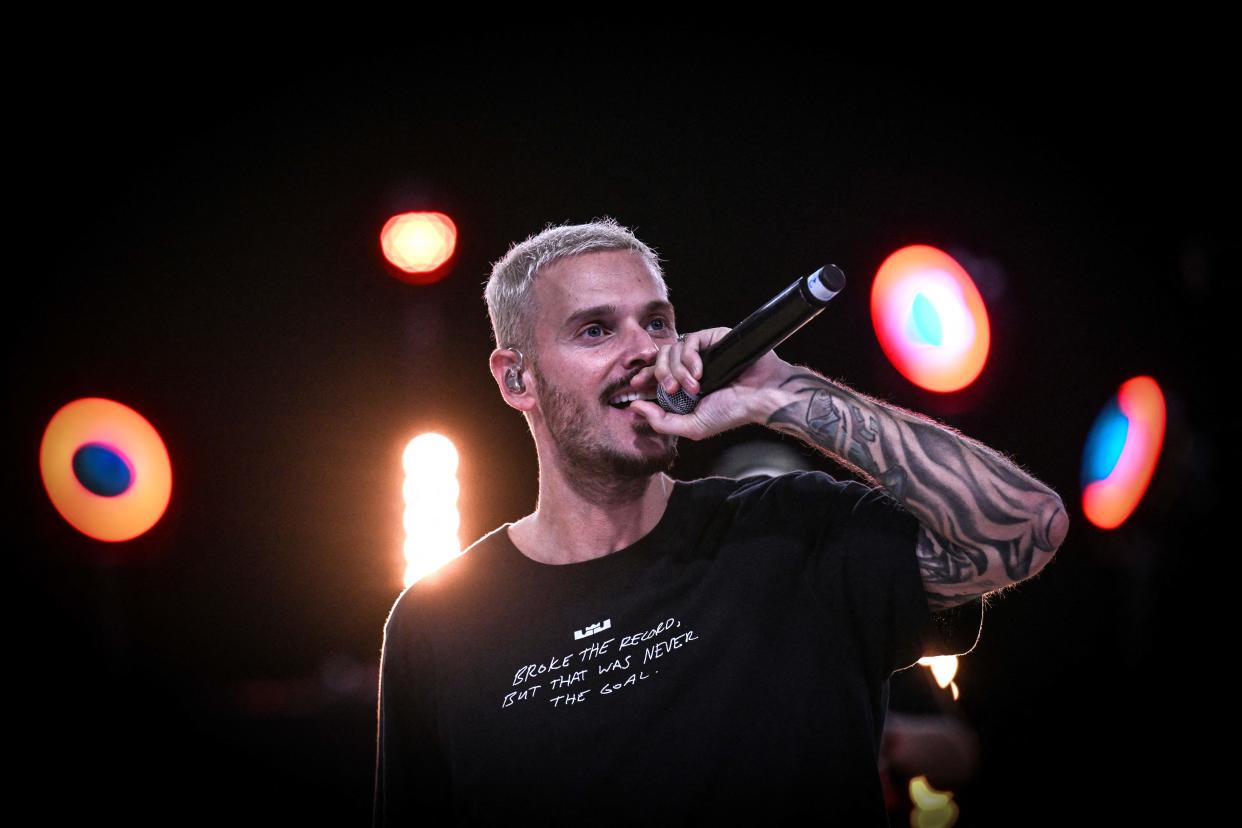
[373,218,1068,824]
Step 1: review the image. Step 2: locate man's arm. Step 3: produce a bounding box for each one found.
[373,601,453,826]
[762,367,1068,610]
[629,332,1069,612]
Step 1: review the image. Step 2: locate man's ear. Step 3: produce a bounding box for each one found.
[490,347,536,413]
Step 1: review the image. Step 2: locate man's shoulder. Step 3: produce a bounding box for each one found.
[681,469,845,497]
[384,524,513,630]
[690,470,872,515]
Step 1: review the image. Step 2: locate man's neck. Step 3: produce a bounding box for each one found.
[509,470,674,565]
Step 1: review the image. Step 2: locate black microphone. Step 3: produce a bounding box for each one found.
[656,264,846,414]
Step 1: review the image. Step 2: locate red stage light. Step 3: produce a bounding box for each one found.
[381,212,457,284]
[871,245,991,393]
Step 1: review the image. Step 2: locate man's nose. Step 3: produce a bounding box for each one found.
[621,322,660,368]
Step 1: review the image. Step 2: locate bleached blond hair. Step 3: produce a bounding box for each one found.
[484,217,666,357]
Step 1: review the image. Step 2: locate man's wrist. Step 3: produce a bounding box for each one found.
[750,360,808,426]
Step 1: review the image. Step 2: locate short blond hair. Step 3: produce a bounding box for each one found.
[484,217,666,356]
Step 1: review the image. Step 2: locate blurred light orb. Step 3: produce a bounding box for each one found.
[402,432,459,477]
[402,503,461,537]
[40,397,172,542]
[917,655,959,689]
[402,475,460,508]
[871,245,991,393]
[402,432,462,586]
[381,211,457,283]
[1082,376,1166,530]
[909,775,959,826]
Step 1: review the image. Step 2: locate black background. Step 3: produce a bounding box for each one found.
[12,40,1230,824]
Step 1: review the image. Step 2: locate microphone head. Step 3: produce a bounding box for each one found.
[656,384,701,415]
[820,263,846,292]
[805,264,846,303]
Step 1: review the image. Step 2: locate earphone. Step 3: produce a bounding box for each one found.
[504,348,526,393]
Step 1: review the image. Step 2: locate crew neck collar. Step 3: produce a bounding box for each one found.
[501,478,688,576]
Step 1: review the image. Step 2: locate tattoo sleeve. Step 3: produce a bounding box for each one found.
[765,371,1068,611]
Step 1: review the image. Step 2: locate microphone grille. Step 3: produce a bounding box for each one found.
[656,384,701,415]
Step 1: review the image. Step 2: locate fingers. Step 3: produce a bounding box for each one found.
[629,365,655,389]
[667,338,700,396]
[634,329,715,395]
[627,326,745,440]
[628,400,700,437]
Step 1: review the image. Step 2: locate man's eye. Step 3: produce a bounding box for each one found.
[649,318,669,333]
[582,324,605,338]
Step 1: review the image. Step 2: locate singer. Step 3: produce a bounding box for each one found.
[373,218,1067,825]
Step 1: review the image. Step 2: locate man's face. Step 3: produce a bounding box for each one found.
[526,249,679,480]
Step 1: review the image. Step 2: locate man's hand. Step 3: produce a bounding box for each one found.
[631,323,1067,605]
[627,327,793,440]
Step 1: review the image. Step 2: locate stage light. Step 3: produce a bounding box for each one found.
[1081,376,1166,530]
[401,432,462,585]
[40,397,173,542]
[871,245,991,393]
[917,655,960,701]
[381,211,457,283]
[909,776,960,827]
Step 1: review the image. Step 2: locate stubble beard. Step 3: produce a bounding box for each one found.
[534,367,678,504]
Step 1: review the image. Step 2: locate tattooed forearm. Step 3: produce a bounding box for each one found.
[767,371,1068,607]
[917,527,1018,611]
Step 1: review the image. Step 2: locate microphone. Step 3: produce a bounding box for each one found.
[656,264,846,415]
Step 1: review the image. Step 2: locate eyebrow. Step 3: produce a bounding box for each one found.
[561,299,676,333]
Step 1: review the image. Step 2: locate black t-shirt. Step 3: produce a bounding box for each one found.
[373,472,982,825]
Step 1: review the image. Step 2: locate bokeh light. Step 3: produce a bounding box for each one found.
[1082,376,1166,530]
[909,775,960,827]
[402,432,462,585]
[871,245,991,393]
[40,397,173,542]
[381,211,457,283]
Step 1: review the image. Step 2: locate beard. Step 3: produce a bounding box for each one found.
[533,364,678,502]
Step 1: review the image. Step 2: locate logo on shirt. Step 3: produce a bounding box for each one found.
[574,618,612,640]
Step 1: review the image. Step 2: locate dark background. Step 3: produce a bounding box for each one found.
[12,41,1229,824]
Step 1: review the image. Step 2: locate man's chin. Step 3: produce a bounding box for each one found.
[612,436,678,477]
[632,418,658,437]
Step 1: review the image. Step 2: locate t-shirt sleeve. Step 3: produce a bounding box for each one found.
[372,591,452,826]
[829,477,983,678]
[754,472,982,685]
[828,477,931,680]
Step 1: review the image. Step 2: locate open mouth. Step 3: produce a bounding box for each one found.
[607,391,657,410]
